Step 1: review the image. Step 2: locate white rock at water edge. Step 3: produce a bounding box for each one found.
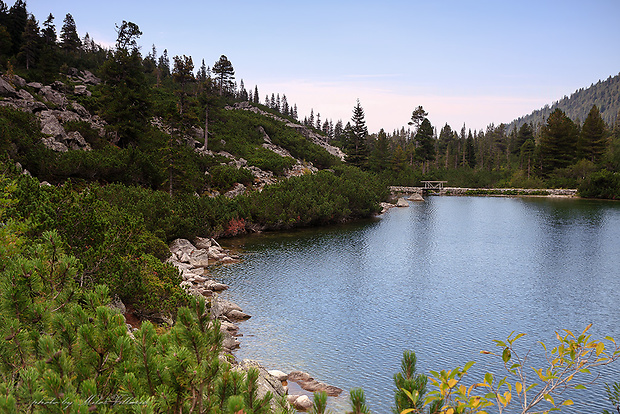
[396,197,410,207]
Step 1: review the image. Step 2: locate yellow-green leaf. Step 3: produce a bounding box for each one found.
[502,348,511,363]
[544,394,555,406]
[464,361,475,371]
[596,342,605,356]
[562,399,574,406]
[448,378,457,388]
[515,382,522,394]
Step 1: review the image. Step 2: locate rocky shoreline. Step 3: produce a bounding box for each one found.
[164,236,343,412]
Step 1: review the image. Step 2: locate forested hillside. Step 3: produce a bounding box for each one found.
[509,72,620,131]
[0,2,387,331]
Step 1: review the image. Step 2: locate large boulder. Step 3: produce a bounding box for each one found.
[396,197,410,207]
[211,296,251,321]
[39,111,67,140]
[12,75,26,88]
[80,70,101,85]
[188,250,210,267]
[0,77,18,98]
[41,137,68,152]
[169,238,198,259]
[74,85,91,96]
[193,236,213,250]
[287,395,313,411]
[26,81,43,90]
[17,89,34,101]
[38,85,68,107]
[71,101,91,119]
[66,131,91,151]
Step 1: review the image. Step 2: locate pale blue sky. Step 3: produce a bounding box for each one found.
[23,0,620,133]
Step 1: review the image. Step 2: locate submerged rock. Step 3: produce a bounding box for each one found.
[288,370,343,396]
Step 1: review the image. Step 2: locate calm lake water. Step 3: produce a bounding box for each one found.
[211,196,620,413]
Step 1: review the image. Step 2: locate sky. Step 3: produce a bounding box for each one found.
[23,0,620,134]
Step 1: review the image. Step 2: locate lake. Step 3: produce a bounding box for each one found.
[210,196,620,413]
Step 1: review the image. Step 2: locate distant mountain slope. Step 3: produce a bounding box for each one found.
[509,72,620,131]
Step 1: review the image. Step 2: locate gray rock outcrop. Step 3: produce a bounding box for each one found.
[0,77,18,97]
[1,75,106,151]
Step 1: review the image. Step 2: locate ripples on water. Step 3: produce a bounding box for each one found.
[211,197,620,413]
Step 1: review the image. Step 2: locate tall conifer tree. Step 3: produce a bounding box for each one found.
[539,108,579,175]
[578,105,607,162]
[212,54,234,95]
[60,13,80,54]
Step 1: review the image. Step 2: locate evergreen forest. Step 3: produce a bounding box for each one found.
[1,1,620,412]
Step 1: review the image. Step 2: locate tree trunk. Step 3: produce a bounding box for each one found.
[204,106,209,149]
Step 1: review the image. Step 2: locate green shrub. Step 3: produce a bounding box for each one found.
[208,164,254,192]
[579,169,620,199]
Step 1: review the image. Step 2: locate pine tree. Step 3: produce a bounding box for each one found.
[346,99,369,168]
[416,118,435,173]
[578,105,607,162]
[212,54,235,95]
[172,55,194,115]
[513,123,534,154]
[0,25,11,58]
[158,49,170,77]
[42,13,56,45]
[197,58,207,82]
[369,128,390,172]
[19,14,39,70]
[334,119,344,141]
[254,85,259,104]
[7,0,26,55]
[282,94,289,115]
[520,139,536,178]
[100,21,150,147]
[408,105,428,133]
[539,108,579,175]
[60,13,81,54]
[465,129,476,168]
[392,351,429,414]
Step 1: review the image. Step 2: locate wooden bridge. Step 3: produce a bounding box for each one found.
[421,181,448,190]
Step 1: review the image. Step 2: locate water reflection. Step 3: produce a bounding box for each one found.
[212,197,620,413]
